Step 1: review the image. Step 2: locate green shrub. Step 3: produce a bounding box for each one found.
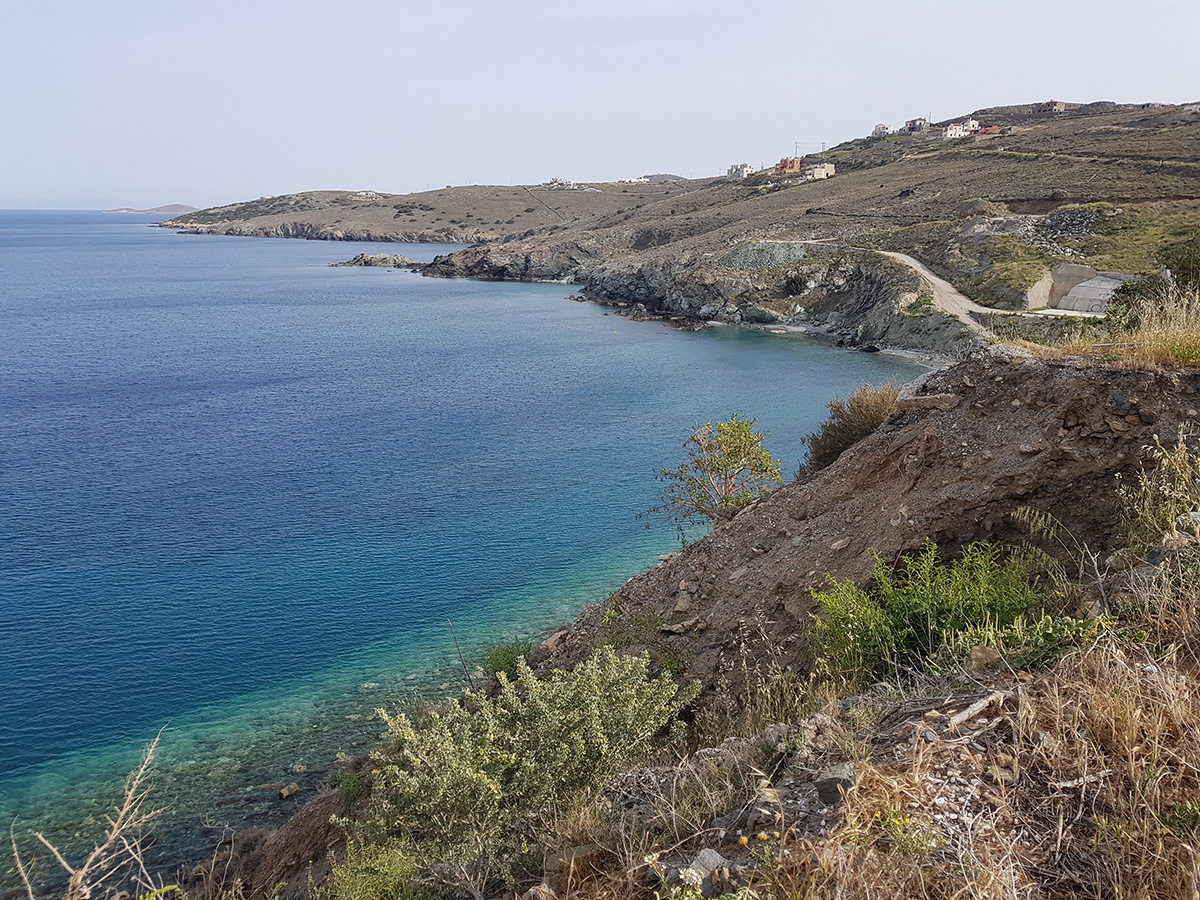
[658,413,782,523]
[811,542,1051,687]
[331,770,368,805]
[481,638,532,682]
[322,841,417,900]
[936,613,1106,671]
[356,647,698,894]
[799,384,898,476]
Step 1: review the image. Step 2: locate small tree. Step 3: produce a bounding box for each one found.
[658,413,782,524]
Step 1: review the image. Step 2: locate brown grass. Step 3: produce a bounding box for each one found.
[1122,286,1200,368]
[757,640,1200,900]
[798,384,899,476]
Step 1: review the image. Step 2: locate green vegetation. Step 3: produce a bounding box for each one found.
[322,841,417,900]
[1072,201,1200,274]
[810,541,1086,688]
[480,638,532,682]
[348,647,698,896]
[657,414,782,523]
[798,384,898,476]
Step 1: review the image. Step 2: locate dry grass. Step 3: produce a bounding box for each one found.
[798,384,899,476]
[1118,423,1200,553]
[11,734,168,900]
[754,639,1200,900]
[1122,286,1200,368]
[693,619,823,748]
[1005,285,1200,370]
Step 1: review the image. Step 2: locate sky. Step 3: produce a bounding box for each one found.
[2,0,1198,210]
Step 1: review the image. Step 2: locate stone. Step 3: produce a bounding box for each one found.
[830,537,850,551]
[970,646,1004,670]
[894,390,961,411]
[1175,512,1200,532]
[280,782,300,799]
[815,762,856,804]
[542,627,571,654]
[988,765,1017,787]
[328,253,415,268]
[674,597,692,614]
[689,847,729,878]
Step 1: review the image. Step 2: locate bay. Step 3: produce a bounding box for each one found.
[0,211,924,877]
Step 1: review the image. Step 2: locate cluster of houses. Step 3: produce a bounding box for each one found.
[725,158,835,181]
[871,117,1002,142]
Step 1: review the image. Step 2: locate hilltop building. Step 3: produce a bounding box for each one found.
[872,123,889,137]
[727,163,755,179]
[903,117,930,133]
[771,158,835,180]
[944,119,980,140]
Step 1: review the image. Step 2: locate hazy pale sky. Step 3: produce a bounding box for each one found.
[2,0,1197,209]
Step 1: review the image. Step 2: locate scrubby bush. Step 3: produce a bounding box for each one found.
[321,841,417,900]
[798,384,898,476]
[480,638,532,682]
[1119,424,1200,551]
[354,647,698,895]
[811,542,1068,687]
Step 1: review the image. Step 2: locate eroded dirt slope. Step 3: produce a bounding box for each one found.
[546,350,1200,693]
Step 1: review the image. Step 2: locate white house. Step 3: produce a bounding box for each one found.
[804,162,836,180]
[872,123,889,137]
[726,163,755,179]
[943,118,980,140]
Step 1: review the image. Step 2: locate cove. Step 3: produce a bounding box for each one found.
[0,211,926,878]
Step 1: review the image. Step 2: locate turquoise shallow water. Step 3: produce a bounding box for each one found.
[0,211,925,880]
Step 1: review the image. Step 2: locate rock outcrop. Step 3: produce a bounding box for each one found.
[328,253,415,268]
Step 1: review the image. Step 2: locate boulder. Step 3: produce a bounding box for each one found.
[815,763,856,804]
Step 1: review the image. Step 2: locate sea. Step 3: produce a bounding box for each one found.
[0,210,925,881]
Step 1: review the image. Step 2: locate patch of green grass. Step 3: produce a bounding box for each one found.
[1074,201,1200,274]
[811,541,1068,688]
[321,841,417,900]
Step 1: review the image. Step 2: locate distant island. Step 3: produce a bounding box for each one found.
[104,203,198,215]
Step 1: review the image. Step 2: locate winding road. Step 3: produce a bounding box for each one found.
[876,251,994,336]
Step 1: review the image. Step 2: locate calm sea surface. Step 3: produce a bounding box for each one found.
[0,210,924,877]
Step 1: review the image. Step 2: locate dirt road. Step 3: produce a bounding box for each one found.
[877,251,994,335]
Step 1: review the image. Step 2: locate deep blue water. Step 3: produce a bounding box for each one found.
[0,210,924,874]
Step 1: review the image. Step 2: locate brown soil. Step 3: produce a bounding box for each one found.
[545,349,1200,696]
